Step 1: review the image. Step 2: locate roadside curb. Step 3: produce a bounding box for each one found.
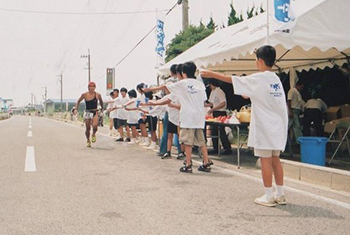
[281,159,350,193]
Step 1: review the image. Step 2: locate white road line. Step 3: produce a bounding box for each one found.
[29,125,32,129]
[25,146,36,172]
[27,131,33,137]
[47,118,350,211]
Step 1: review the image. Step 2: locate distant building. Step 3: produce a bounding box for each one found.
[0,97,13,112]
[44,99,86,114]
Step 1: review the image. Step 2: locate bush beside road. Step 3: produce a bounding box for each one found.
[0,113,10,120]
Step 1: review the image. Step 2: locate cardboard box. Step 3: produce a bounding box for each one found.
[324,117,350,133]
[324,121,337,133]
[340,104,350,118]
[325,106,341,122]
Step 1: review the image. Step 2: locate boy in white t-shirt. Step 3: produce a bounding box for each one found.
[201,45,288,207]
[166,62,213,173]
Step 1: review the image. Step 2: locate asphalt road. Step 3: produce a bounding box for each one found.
[1,116,350,235]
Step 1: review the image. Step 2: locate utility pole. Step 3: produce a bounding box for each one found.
[182,0,189,31]
[58,74,63,113]
[41,86,47,114]
[81,49,91,83]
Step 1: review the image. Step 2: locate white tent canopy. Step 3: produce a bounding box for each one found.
[158,0,350,76]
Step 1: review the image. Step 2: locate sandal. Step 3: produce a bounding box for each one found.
[183,159,193,165]
[203,160,214,166]
[179,164,193,173]
[198,163,212,172]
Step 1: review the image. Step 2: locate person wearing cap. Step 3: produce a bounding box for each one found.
[76,81,104,147]
[207,79,232,155]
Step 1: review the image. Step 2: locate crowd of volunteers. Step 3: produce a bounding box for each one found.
[76,45,291,207]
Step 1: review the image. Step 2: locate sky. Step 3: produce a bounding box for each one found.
[0,0,264,107]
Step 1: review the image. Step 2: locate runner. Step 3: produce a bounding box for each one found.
[76,81,104,147]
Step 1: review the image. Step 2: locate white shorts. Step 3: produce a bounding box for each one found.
[254,149,281,158]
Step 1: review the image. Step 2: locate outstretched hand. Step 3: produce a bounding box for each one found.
[199,69,214,78]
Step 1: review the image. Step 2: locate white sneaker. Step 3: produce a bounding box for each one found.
[140,142,149,147]
[274,194,286,205]
[254,194,276,207]
[146,142,157,150]
[128,139,136,145]
[140,139,150,147]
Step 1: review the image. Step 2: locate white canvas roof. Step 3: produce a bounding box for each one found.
[158,0,350,76]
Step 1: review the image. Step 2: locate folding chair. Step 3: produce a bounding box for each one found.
[328,122,350,164]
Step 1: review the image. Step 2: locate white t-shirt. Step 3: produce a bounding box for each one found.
[149,105,166,119]
[127,98,140,124]
[232,71,288,151]
[168,94,180,126]
[304,98,327,113]
[208,87,226,111]
[117,96,130,120]
[109,97,119,118]
[167,79,207,129]
[287,87,305,110]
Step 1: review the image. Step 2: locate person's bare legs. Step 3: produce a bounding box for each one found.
[126,125,131,138]
[131,126,138,138]
[260,157,273,187]
[139,123,148,138]
[201,145,210,165]
[109,118,113,134]
[167,133,174,152]
[118,125,124,139]
[92,114,98,136]
[272,156,284,186]
[151,131,157,142]
[184,145,192,166]
[85,119,91,141]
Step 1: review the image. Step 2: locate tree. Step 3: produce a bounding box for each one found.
[165,25,214,62]
[247,6,255,19]
[207,16,217,30]
[228,3,243,26]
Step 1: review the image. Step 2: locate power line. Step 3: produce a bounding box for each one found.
[0,7,169,15]
[112,1,180,69]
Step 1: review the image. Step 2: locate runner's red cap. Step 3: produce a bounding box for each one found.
[88,81,96,87]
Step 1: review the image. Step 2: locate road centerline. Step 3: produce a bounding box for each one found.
[27,131,33,137]
[25,146,36,172]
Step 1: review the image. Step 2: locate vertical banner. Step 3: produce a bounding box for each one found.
[106,68,115,96]
[155,13,165,68]
[270,0,296,35]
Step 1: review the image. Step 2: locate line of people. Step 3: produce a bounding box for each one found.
[76,45,289,207]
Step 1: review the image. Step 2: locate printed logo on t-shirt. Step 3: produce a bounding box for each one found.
[269,83,283,97]
[187,85,198,94]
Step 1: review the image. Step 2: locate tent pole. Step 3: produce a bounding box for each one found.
[266,0,270,44]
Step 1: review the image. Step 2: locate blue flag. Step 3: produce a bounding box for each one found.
[155,19,165,57]
[274,0,291,22]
